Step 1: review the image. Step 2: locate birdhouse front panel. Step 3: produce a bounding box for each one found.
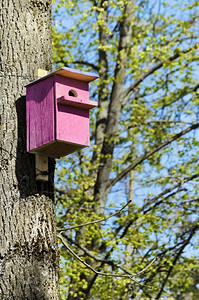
[25,67,99,158]
[55,75,89,101]
[54,75,90,148]
[56,105,90,147]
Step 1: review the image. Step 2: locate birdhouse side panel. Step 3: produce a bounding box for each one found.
[54,75,89,101]
[56,104,90,147]
[26,77,55,152]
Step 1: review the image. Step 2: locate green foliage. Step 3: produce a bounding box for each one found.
[53,0,199,299]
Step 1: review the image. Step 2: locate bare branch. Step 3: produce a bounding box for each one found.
[108,122,199,189]
[58,234,156,282]
[116,174,199,242]
[72,60,99,71]
[61,232,135,276]
[57,200,132,232]
[155,224,199,299]
[123,45,199,103]
[58,234,136,280]
[137,257,157,275]
[142,174,199,213]
[138,120,190,125]
[54,59,99,71]
[55,187,71,196]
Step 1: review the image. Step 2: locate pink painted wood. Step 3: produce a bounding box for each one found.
[56,105,90,146]
[26,76,55,152]
[25,68,99,158]
[55,75,89,100]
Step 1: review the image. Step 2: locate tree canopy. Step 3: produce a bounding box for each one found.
[52,0,199,299]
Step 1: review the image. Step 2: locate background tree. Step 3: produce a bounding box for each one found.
[0,1,60,299]
[53,0,199,299]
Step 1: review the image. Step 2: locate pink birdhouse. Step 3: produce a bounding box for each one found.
[25,67,99,158]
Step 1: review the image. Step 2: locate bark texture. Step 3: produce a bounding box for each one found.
[0,1,60,299]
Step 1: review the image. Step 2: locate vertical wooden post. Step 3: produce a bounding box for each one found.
[35,68,48,79]
[35,154,48,181]
[35,69,49,181]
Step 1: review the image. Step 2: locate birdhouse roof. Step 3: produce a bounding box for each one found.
[25,67,99,87]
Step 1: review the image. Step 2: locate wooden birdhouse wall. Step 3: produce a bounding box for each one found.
[26,76,55,154]
[25,68,98,158]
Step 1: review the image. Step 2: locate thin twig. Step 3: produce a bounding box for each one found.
[61,232,135,276]
[137,257,156,275]
[109,123,199,189]
[57,200,132,232]
[58,234,135,279]
[123,45,199,101]
[58,234,156,283]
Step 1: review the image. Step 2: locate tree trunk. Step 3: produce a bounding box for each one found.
[0,1,60,299]
[67,2,136,299]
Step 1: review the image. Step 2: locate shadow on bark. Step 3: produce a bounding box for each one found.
[15,96,55,200]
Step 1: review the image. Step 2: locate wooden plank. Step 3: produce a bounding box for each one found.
[34,68,49,181]
[56,105,90,147]
[35,68,48,79]
[30,140,86,158]
[57,96,98,109]
[28,76,55,151]
[36,154,48,181]
[25,67,99,87]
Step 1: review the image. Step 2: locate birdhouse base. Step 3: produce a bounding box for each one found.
[29,140,86,158]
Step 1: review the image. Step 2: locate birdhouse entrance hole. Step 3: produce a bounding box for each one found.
[25,67,99,162]
[68,89,78,97]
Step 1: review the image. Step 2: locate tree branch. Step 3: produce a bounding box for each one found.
[155,223,199,299]
[142,174,199,213]
[94,0,136,211]
[58,234,156,282]
[91,0,109,159]
[123,45,199,103]
[115,173,199,242]
[57,200,132,232]
[73,60,99,71]
[54,59,99,71]
[61,233,135,276]
[58,234,136,280]
[108,122,199,189]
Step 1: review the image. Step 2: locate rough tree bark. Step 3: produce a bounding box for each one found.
[0,1,60,299]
